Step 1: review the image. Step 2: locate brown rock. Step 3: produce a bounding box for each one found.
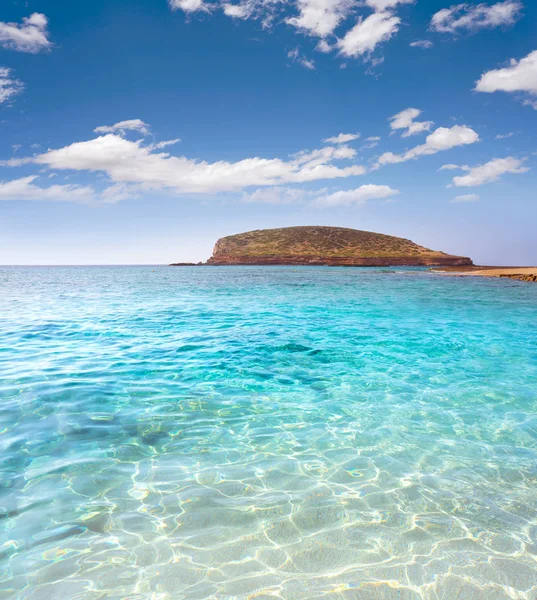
[205,226,473,267]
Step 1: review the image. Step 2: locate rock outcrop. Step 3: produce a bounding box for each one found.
[205,226,473,267]
[499,274,537,282]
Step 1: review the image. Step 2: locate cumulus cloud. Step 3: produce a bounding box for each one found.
[0,67,24,105]
[323,132,360,144]
[3,118,484,197]
[451,193,480,202]
[316,39,333,52]
[376,125,480,167]
[315,183,399,205]
[287,0,356,38]
[410,39,433,48]
[0,127,366,195]
[430,1,523,34]
[450,156,529,186]
[222,3,252,17]
[0,13,51,53]
[475,50,537,109]
[338,11,401,57]
[495,132,515,139]
[94,119,151,136]
[389,108,434,138]
[169,0,208,12]
[169,0,415,64]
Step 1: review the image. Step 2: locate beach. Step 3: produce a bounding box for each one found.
[434,266,537,282]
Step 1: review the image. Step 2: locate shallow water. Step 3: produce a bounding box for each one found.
[1,266,537,599]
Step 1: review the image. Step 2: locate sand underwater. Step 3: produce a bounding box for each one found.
[1,265,537,599]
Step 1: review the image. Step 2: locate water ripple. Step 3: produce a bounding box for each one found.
[0,266,536,599]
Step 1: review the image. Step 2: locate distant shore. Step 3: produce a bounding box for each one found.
[432,266,537,282]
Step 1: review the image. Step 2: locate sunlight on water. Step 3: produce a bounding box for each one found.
[1,266,537,599]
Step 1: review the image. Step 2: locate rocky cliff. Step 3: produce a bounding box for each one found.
[205,226,473,267]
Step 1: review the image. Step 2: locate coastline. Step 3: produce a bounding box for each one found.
[432,266,537,282]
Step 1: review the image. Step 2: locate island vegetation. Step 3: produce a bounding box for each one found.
[193,226,474,267]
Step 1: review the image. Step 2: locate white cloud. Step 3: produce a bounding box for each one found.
[361,135,381,149]
[0,13,51,53]
[94,119,151,136]
[223,3,251,17]
[430,1,523,34]
[365,0,414,10]
[287,0,355,38]
[4,120,484,195]
[389,108,434,138]
[148,139,182,150]
[0,156,35,168]
[99,184,139,203]
[0,67,24,105]
[316,39,333,52]
[475,50,537,109]
[0,129,366,195]
[169,0,208,12]
[315,183,399,206]
[338,11,401,57]
[242,186,311,203]
[0,176,96,203]
[376,125,480,166]
[287,48,316,69]
[242,182,399,206]
[451,156,529,186]
[169,0,413,64]
[293,144,357,164]
[451,193,480,202]
[410,39,433,48]
[439,163,466,171]
[0,175,136,203]
[300,57,316,69]
[495,132,515,139]
[323,132,360,144]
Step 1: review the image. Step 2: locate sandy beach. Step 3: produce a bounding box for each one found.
[433,266,537,282]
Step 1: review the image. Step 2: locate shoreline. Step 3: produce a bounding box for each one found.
[432,266,537,282]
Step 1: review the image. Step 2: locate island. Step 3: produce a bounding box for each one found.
[190,226,474,267]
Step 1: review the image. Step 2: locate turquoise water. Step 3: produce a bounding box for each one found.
[1,266,537,600]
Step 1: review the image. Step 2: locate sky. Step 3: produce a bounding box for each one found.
[0,0,536,265]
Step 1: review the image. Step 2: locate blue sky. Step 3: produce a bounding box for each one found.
[0,0,535,265]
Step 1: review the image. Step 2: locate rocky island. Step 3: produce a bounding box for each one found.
[197,226,473,267]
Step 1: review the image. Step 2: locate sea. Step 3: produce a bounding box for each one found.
[1,265,537,599]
